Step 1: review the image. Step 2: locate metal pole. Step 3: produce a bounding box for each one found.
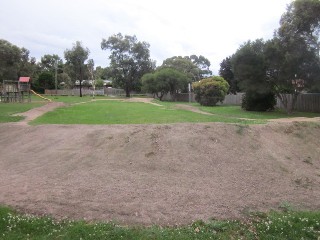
[55,60,58,95]
[188,83,191,103]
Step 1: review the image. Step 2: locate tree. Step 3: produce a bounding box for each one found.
[87,59,96,98]
[264,0,320,113]
[40,54,63,72]
[0,39,21,80]
[141,73,159,98]
[58,72,72,89]
[142,68,188,101]
[192,76,229,106]
[101,33,155,97]
[95,66,107,80]
[187,55,212,79]
[95,79,104,89]
[219,57,237,94]
[33,71,54,93]
[160,56,200,82]
[18,48,36,77]
[64,41,90,97]
[231,39,276,111]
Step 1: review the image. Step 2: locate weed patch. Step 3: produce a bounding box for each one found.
[0,206,319,240]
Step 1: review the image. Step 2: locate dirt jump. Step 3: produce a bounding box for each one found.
[0,101,319,225]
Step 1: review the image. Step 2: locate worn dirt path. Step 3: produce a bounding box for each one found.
[13,102,66,125]
[0,100,320,225]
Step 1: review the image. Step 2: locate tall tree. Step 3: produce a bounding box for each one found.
[188,55,212,79]
[160,56,200,82]
[101,33,155,97]
[87,59,95,98]
[264,0,320,113]
[18,47,37,79]
[40,54,63,72]
[219,57,236,94]
[0,39,21,80]
[64,41,90,97]
[232,39,276,111]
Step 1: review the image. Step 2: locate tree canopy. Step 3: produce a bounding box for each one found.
[226,0,320,113]
[0,39,24,81]
[192,76,229,106]
[141,68,188,101]
[264,0,320,112]
[101,33,155,97]
[64,41,90,97]
[219,57,236,94]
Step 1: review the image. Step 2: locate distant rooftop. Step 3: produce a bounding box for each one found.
[19,77,30,83]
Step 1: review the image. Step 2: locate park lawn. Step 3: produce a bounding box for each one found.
[30,100,262,125]
[197,105,320,119]
[0,102,44,123]
[0,205,319,239]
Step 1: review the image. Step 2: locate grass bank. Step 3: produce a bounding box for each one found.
[0,206,319,239]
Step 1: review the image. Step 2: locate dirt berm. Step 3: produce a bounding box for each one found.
[0,121,319,225]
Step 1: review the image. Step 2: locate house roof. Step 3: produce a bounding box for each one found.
[19,77,30,83]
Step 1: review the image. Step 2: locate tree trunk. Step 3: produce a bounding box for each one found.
[79,66,83,97]
[79,81,82,97]
[170,91,177,101]
[156,92,165,101]
[125,86,130,98]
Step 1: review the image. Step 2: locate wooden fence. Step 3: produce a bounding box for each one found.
[276,93,320,113]
[45,88,124,96]
[160,92,320,113]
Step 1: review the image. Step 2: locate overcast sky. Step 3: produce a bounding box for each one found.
[0,0,292,74]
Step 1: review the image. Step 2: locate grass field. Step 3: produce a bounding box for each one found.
[0,206,319,240]
[0,102,44,123]
[30,98,320,125]
[1,95,319,124]
[30,100,264,125]
[198,104,320,119]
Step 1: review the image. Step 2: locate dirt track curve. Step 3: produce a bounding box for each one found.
[0,101,319,225]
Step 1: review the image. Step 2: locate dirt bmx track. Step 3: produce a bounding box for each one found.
[0,102,320,225]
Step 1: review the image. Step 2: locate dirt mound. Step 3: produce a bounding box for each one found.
[0,121,319,225]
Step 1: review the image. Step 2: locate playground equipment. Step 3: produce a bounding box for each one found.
[1,77,31,103]
[30,89,52,102]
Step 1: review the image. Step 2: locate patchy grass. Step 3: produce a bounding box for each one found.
[0,102,44,123]
[31,100,260,125]
[2,97,319,125]
[0,206,319,239]
[197,105,320,120]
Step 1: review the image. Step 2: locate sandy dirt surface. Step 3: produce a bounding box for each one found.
[0,102,320,226]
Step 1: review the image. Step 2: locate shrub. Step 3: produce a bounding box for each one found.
[242,90,276,111]
[192,76,229,106]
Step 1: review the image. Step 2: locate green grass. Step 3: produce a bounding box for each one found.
[197,105,320,120]
[0,102,44,123]
[0,206,319,239]
[2,97,319,125]
[31,100,261,125]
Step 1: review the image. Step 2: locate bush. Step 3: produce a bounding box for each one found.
[192,76,229,106]
[242,91,276,111]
